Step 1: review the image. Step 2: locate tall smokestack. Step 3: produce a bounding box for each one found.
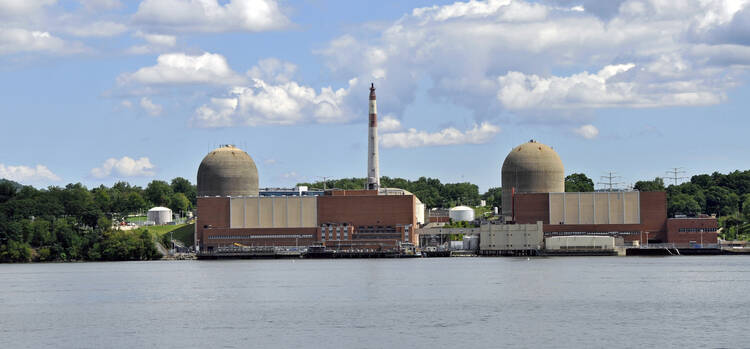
[367,83,380,190]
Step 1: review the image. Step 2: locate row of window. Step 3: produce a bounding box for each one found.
[208,234,314,240]
[545,231,640,236]
[678,228,718,232]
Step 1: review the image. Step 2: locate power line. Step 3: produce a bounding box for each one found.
[597,171,623,191]
[666,167,688,186]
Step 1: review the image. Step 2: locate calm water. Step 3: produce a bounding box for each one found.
[1,257,749,348]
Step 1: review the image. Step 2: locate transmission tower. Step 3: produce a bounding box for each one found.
[666,167,687,186]
[597,171,623,191]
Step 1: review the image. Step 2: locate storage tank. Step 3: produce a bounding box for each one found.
[197,144,259,197]
[462,235,479,250]
[501,140,564,218]
[147,207,172,225]
[449,206,475,222]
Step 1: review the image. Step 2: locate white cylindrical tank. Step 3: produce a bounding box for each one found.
[147,207,173,225]
[463,235,479,250]
[449,206,475,222]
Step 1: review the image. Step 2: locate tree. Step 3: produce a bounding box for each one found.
[668,193,701,217]
[0,179,19,203]
[168,193,190,214]
[482,187,502,208]
[125,192,148,213]
[634,177,665,192]
[171,177,196,207]
[565,173,594,192]
[144,180,173,207]
[705,186,739,216]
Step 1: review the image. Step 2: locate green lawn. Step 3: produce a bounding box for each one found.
[125,215,147,223]
[170,223,195,247]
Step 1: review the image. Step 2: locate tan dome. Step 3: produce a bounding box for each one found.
[197,145,259,197]
[501,140,564,217]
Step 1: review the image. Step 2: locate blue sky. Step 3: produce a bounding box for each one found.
[1,0,750,193]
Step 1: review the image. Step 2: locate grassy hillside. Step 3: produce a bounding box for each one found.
[170,223,195,246]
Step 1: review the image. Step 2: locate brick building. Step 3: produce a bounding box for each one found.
[196,189,419,252]
[512,191,718,245]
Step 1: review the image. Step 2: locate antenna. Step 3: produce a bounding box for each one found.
[597,171,623,191]
[666,167,687,186]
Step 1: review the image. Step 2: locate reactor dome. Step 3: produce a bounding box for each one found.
[501,140,564,218]
[197,144,259,197]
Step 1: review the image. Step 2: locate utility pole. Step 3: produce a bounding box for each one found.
[317,176,332,190]
[597,172,623,191]
[666,167,687,186]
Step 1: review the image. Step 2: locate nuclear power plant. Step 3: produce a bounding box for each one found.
[194,83,719,258]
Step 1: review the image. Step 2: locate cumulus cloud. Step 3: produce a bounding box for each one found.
[379,115,402,132]
[91,156,155,178]
[139,97,163,116]
[380,122,500,148]
[133,0,290,33]
[78,0,122,11]
[0,0,56,17]
[0,28,84,55]
[126,32,177,55]
[191,70,358,127]
[246,58,297,83]
[65,21,127,37]
[119,52,244,85]
[573,124,599,139]
[317,0,750,121]
[0,163,61,183]
[497,63,724,109]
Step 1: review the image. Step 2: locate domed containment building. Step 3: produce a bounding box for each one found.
[197,144,259,197]
[501,140,564,218]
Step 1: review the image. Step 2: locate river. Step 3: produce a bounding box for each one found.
[1,256,748,348]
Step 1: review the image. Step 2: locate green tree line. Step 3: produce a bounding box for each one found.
[0,177,197,262]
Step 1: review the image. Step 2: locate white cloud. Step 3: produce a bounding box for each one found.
[0,0,56,17]
[497,63,724,109]
[78,0,122,11]
[133,0,290,33]
[0,28,84,55]
[317,0,750,121]
[119,52,244,85]
[126,32,177,55]
[140,97,163,116]
[0,163,61,183]
[136,32,176,47]
[380,122,501,148]
[281,171,298,179]
[246,58,297,83]
[65,21,127,37]
[91,156,155,178]
[573,124,599,139]
[379,115,402,132]
[191,74,358,127]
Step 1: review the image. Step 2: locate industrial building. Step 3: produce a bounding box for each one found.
[194,82,719,257]
[499,140,719,250]
[195,84,423,254]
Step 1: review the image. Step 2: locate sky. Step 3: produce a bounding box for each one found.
[1,0,750,193]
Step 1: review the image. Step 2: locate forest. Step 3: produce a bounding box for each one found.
[0,178,196,262]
